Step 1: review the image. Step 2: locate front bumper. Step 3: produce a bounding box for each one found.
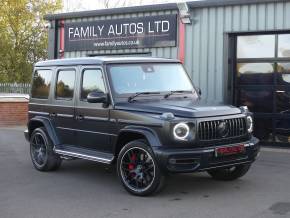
[153,136,260,173]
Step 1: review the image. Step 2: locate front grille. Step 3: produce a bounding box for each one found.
[198,117,247,141]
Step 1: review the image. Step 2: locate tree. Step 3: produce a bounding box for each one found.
[0,0,61,83]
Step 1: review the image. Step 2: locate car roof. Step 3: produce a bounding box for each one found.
[35,56,180,67]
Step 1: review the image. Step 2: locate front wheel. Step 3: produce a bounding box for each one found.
[117,140,164,196]
[207,164,251,181]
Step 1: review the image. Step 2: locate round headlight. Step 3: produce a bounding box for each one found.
[173,123,189,140]
[246,116,253,133]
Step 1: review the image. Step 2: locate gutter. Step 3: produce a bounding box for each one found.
[44,0,287,21]
[187,0,289,8]
[44,3,178,21]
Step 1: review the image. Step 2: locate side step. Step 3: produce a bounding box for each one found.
[54,144,114,164]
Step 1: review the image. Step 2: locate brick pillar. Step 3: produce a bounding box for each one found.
[0,98,28,126]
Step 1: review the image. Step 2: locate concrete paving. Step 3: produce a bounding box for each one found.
[0,127,290,218]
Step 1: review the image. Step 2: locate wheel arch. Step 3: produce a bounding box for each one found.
[28,116,60,145]
[114,126,161,157]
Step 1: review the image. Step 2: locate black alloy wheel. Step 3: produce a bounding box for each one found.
[31,132,48,168]
[30,127,62,171]
[117,140,164,196]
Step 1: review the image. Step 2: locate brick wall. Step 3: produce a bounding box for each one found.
[0,98,28,126]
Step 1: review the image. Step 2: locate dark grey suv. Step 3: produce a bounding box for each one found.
[24,56,260,196]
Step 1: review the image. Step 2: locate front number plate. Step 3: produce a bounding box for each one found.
[215,144,245,157]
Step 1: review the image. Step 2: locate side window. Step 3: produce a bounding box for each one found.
[56,69,76,99]
[31,69,52,99]
[81,69,106,100]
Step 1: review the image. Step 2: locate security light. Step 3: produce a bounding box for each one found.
[177,2,191,24]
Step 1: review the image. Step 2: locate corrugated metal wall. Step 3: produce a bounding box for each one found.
[184,1,290,104]
[61,10,179,59]
[57,1,290,105]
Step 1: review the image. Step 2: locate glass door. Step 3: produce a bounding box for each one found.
[234,33,290,145]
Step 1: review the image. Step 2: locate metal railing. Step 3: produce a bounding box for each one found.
[0,83,31,94]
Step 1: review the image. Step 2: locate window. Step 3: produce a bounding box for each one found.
[56,70,75,99]
[108,63,194,94]
[237,89,273,113]
[278,34,290,57]
[237,35,275,58]
[275,117,290,143]
[277,62,290,73]
[237,63,274,85]
[276,90,290,113]
[81,69,106,99]
[277,62,290,85]
[235,33,290,144]
[31,70,52,99]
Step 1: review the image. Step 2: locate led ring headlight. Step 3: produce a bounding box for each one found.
[246,116,253,133]
[173,122,189,140]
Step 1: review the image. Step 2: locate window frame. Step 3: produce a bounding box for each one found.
[236,33,290,63]
[234,32,290,145]
[79,68,107,102]
[31,68,53,100]
[235,33,290,94]
[237,34,276,59]
[55,68,76,101]
[105,62,196,99]
[278,34,290,58]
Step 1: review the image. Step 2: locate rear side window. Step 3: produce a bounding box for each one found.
[81,69,106,99]
[31,70,52,99]
[56,70,75,99]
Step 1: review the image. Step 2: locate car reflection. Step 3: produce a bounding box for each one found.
[237,73,290,143]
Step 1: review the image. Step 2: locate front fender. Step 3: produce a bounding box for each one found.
[117,125,162,148]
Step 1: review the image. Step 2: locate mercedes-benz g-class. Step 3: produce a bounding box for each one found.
[25,57,259,196]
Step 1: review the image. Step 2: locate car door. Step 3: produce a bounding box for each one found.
[75,66,113,152]
[50,66,77,145]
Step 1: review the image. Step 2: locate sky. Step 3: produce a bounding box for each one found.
[62,0,189,12]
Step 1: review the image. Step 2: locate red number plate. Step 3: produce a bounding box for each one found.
[215,144,245,157]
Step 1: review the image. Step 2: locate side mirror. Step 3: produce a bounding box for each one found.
[196,87,202,96]
[87,91,108,104]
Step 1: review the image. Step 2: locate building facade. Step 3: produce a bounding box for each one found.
[45,0,290,146]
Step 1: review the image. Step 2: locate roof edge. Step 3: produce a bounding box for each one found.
[35,57,181,67]
[187,0,288,8]
[45,0,288,21]
[44,3,178,21]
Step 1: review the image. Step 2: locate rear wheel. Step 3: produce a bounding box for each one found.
[207,164,251,181]
[117,140,164,196]
[30,127,62,171]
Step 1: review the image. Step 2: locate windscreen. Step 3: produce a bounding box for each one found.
[107,63,194,94]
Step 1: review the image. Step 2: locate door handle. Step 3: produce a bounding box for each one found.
[76,115,84,120]
[50,113,57,117]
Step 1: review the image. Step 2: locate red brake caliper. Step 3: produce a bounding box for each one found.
[128,153,136,171]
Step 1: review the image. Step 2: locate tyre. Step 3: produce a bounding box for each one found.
[30,127,62,171]
[117,140,164,196]
[207,164,251,181]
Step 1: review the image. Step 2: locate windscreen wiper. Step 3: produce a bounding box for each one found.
[164,90,193,99]
[128,92,160,102]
